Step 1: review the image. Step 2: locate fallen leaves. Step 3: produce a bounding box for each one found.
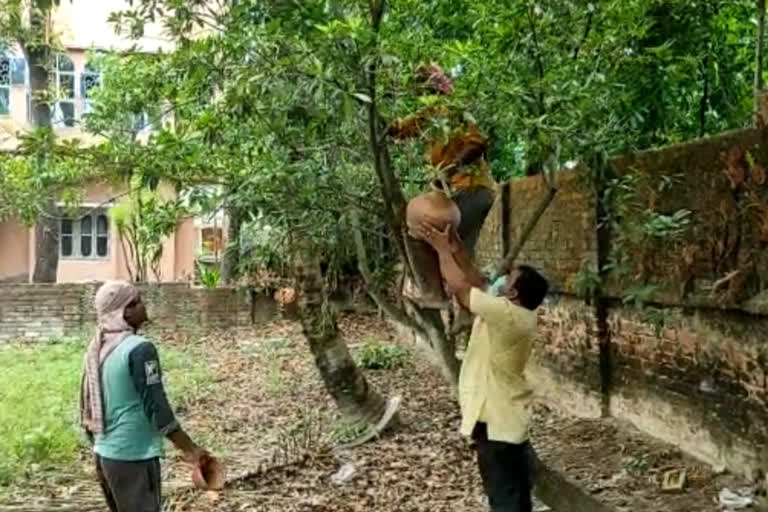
[4,313,758,512]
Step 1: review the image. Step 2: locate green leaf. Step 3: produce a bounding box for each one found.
[352,93,372,104]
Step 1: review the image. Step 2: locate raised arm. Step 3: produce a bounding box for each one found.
[412,222,487,308]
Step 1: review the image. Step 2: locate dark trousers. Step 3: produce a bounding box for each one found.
[95,455,162,512]
[453,186,495,253]
[472,423,534,512]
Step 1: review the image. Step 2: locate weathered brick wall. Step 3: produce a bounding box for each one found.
[473,126,768,476]
[473,184,504,271]
[603,128,768,473]
[0,283,274,342]
[609,306,768,473]
[607,127,768,305]
[534,294,602,395]
[0,284,93,340]
[506,171,598,293]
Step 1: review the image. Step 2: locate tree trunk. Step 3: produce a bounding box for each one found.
[220,207,241,284]
[494,182,557,278]
[411,307,461,385]
[32,199,60,283]
[295,251,387,424]
[23,9,58,283]
[756,0,766,125]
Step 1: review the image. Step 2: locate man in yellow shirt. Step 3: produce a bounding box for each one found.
[414,222,549,512]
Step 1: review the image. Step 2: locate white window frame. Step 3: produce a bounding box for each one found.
[0,54,9,117]
[60,208,111,260]
[195,211,226,263]
[81,61,101,116]
[53,54,77,127]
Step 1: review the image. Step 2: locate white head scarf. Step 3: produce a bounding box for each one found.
[79,281,140,434]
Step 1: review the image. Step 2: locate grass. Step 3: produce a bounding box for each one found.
[0,335,211,489]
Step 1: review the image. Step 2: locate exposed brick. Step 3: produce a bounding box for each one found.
[0,283,272,343]
[472,126,768,477]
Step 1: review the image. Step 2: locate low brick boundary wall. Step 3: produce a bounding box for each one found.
[475,126,768,478]
[0,283,276,342]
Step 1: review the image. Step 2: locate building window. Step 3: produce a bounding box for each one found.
[53,54,76,127]
[1,54,26,117]
[0,55,9,116]
[199,226,224,262]
[10,57,25,85]
[60,210,109,259]
[80,61,101,116]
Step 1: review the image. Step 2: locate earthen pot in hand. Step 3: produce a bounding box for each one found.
[192,455,226,490]
[404,181,461,308]
[406,180,461,238]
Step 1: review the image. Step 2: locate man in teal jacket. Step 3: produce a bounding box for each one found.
[80,281,210,512]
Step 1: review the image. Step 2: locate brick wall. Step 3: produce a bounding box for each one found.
[506,171,598,293]
[474,126,768,477]
[473,184,504,271]
[609,306,768,473]
[607,127,768,304]
[0,283,275,342]
[0,284,93,340]
[535,294,602,394]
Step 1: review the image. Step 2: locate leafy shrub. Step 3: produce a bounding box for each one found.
[356,339,408,370]
[197,261,221,289]
[329,420,368,444]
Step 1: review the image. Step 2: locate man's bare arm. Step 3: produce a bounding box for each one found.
[168,429,207,463]
[413,222,487,308]
[447,225,487,288]
[431,248,472,308]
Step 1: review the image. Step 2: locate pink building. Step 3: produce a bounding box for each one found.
[0,1,225,283]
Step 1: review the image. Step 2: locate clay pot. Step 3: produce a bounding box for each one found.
[404,181,461,308]
[406,180,461,237]
[192,455,226,491]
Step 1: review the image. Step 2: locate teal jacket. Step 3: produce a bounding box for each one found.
[94,334,179,461]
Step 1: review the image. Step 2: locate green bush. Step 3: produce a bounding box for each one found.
[329,420,369,444]
[356,339,408,370]
[197,261,221,289]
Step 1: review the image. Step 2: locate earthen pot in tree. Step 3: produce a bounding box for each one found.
[404,180,461,308]
[406,180,461,236]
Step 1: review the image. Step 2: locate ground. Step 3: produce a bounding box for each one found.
[0,313,758,511]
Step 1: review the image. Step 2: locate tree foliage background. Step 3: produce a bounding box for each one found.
[0,0,764,388]
[83,0,761,266]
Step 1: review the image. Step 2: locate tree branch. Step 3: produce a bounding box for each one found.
[699,55,709,137]
[364,0,410,275]
[494,175,557,277]
[572,8,594,61]
[755,0,766,126]
[526,3,546,111]
[351,210,426,338]
[369,0,386,31]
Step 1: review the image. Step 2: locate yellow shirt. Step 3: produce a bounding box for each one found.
[459,287,537,444]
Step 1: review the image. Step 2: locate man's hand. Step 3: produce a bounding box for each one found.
[413,221,458,254]
[169,429,209,465]
[184,446,211,466]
